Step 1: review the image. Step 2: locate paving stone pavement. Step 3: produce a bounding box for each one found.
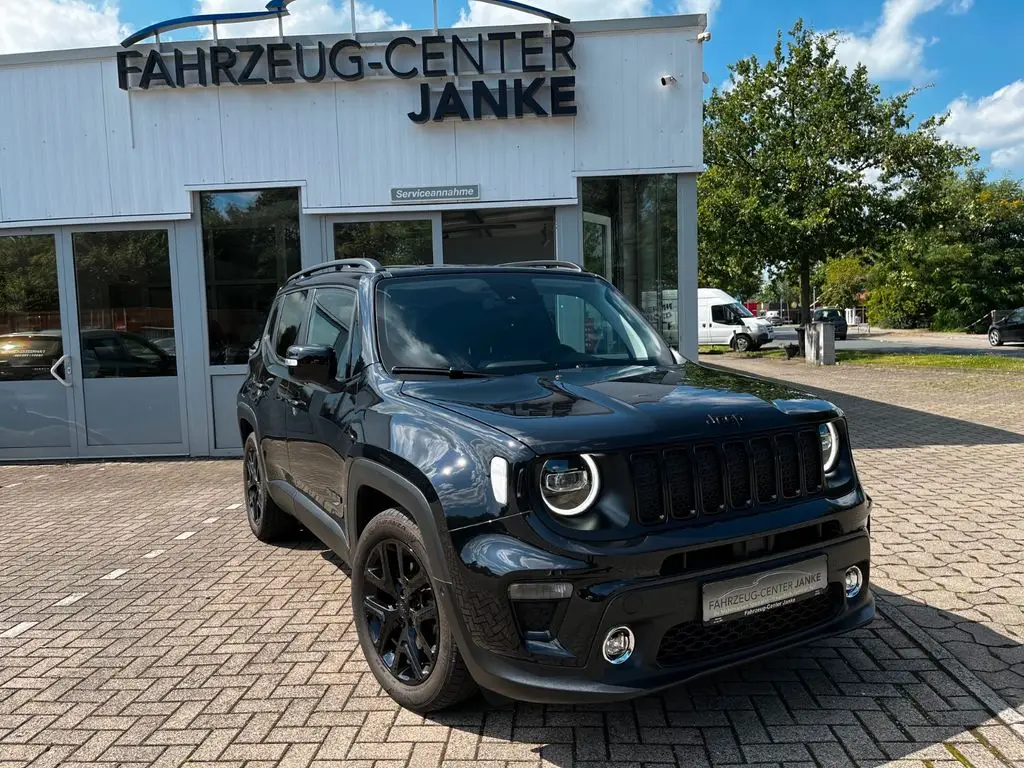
[0,360,1022,767]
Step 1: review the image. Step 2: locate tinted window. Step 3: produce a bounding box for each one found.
[711,305,728,323]
[376,273,671,374]
[272,291,308,358]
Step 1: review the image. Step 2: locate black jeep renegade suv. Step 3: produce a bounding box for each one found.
[237,258,873,712]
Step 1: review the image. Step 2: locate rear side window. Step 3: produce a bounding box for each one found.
[272,290,308,358]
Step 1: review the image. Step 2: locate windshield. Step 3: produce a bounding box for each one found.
[814,309,843,321]
[727,302,753,318]
[375,272,674,374]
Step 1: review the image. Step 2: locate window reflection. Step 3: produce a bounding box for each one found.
[0,235,63,382]
[72,231,177,379]
[202,189,301,365]
[582,177,678,346]
[334,221,432,266]
[442,208,554,265]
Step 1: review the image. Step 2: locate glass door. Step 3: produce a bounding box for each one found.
[65,227,187,456]
[0,233,78,458]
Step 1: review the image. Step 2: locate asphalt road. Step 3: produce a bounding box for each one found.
[767,324,1024,357]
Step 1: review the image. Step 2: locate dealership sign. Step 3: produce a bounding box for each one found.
[391,185,480,204]
[116,30,578,123]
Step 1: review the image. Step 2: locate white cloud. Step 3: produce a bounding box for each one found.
[938,80,1024,170]
[455,0,651,27]
[834,0,943,81]
[676,0,719,24]
[196,0,405,38]
[0,0,128,54]
[949,0,972,13]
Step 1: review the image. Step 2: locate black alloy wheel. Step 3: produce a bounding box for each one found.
[362,539,439,685]
[244,440,264,526]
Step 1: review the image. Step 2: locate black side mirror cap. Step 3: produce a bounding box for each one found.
[285,344,335,386]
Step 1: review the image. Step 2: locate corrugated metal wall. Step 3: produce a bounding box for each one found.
[0,22,703,226]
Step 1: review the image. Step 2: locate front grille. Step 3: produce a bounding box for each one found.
[656,585,842,667]
[630,429,826,526]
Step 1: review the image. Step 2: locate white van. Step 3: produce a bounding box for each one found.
[698,288,774,351]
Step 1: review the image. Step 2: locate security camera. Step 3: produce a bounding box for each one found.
[660,75,678,87]
[697,31,712,43]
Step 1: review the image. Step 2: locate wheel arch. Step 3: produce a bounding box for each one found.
[347,458,452,585]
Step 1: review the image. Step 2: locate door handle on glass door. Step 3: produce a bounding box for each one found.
[50,355,72,387]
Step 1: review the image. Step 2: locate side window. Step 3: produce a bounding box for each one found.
[272,290,308,359]
[711,305,728,324]
[307,287,356,351]
[121,336,162,364]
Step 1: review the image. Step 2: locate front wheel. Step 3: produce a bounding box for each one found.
[352,509,476,712]
[989,329,1003,346]
[732,334,753,352]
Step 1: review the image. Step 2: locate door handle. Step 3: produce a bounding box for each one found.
[50,355,72,387]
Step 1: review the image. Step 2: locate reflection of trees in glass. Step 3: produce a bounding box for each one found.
[0,235,59,333]
[201,188,301,364]
[334,221,432,266]
[72,230,173,330]
[582,175,678,345]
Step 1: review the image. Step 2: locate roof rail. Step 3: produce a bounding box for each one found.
[287,258,383,283]
[503,261,585,272]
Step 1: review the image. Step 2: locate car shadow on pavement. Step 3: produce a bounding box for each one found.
[415,588,1024,767]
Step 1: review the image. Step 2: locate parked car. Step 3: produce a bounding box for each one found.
[988,308,1024,346]
[811,308,849,341]
[698,288,774,351]
[237,259,873,712]
[0,330,64,381]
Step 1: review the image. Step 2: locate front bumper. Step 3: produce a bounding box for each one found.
[443,522,872,704]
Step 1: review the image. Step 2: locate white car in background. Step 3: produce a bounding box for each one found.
[698,288,774,351]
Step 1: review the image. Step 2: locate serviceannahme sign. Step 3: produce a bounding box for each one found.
[116,30,578,124]
[391,185,480,204]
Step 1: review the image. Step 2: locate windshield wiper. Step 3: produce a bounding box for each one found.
[390,366,493,379]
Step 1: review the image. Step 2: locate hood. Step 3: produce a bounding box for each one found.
[401,362,839,455]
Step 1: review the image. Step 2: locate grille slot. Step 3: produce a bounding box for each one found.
[723,442,752,508]
[776,434,801,498]
[695,446,725,514]
[663,448,697,520]
[629,428,829,526]
[750,437,777,504]
[656,586,842,666]
[798,430,824,493]
[631,452,665,524]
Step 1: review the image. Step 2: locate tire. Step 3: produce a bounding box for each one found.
[242,431,295,543]
[989,329,1003,347]
[352,509,477,712]
[732,334,752,352]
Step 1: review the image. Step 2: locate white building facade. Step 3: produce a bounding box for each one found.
[0,14,706,460]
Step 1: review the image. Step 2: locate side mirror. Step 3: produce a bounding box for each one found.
[285,344,335,386]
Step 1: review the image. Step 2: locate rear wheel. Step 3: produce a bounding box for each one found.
[352,509,476,712]
[989,329,1003,346]
[242,431,294,543]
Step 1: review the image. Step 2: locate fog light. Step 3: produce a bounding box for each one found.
[844,566,863,599]
[602,626,634,664]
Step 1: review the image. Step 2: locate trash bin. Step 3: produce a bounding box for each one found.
[795,325,806,354]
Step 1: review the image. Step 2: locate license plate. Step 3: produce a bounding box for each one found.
[702,556,828,624]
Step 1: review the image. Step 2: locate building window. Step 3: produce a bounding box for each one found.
[201,188,301,365]
[442,208,555,265]
[72,230,177,379]
[582,176,678,346]
[0,235,62,381]
[334,221,432,266]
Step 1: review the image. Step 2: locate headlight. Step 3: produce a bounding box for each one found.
[540,454,600,516]
[819,422,839,472]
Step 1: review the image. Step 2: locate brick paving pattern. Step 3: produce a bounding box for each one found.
[0,359,1022,767]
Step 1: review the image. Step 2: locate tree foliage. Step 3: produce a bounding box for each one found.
[699,20,975,319]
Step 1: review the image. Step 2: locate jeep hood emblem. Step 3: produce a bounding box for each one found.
[706,413,743,427]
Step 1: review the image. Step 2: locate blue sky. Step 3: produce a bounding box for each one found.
[2,0,1022,173]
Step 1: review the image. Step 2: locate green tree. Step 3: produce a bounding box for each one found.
[701,20,974,328]
[818,253,870,309]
